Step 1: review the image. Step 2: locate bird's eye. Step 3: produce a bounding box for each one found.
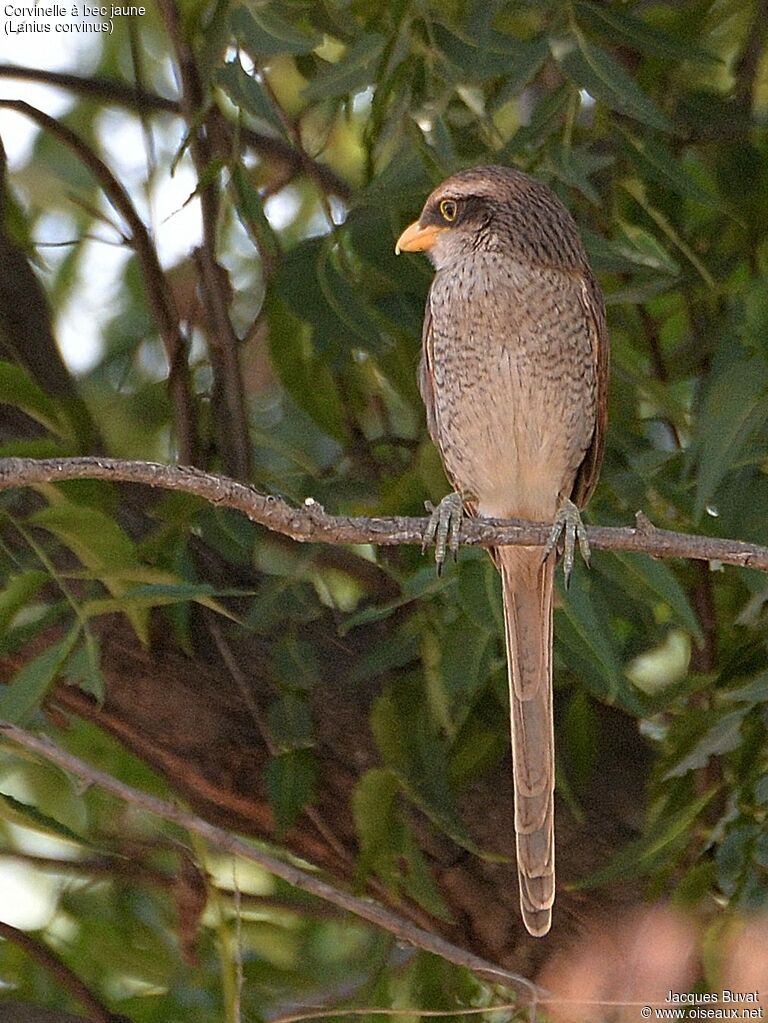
[439,199,458,222]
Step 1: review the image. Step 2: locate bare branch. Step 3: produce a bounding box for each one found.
[0,100,198,465]
[0,456,765,570]
[0,723,537,999]
[156,0,252,479]
[0,920,125,1023]
[0,64,353,200]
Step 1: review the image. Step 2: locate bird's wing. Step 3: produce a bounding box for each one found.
[417,298,440,449]
[418,295,479,513]
[571,269,609,509]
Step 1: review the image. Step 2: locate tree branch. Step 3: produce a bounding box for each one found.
[0,64,352,200]
[0,456,765,570]
[0,100,198,465]
[0,723,536,1000]
[157,0,252,479]
[0,920,126,1023]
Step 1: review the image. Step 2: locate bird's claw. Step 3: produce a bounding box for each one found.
[542,498,591,589]
[423,492,464,574]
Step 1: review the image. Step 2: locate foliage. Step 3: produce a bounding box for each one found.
[1,0,768,1018]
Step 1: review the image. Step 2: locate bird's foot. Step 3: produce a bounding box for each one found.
[542,498,590,589]
[422,492,464,575]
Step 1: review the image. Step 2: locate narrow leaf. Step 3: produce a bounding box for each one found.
[303,34,385,101]
[0,627,79,724]
[574,790,715,888]
[576,2,719,65]
[265,750,317,836]
[600,553,703,642]
[231,5,320,56]
[0,570,49,632]
[664,709,748,779]
[0,791,85,844]
[622,132,718,206]
[556,574,628,708]
[217,60,284,133]
[371,677,506,860]
[0,362,67,437]
[559,39,673,132]
[690,356,768,522]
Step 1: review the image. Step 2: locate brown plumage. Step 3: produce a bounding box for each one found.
[396,165,608,936]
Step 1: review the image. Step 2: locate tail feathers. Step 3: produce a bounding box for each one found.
[497,545,555,938]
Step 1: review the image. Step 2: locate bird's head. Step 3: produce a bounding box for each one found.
[395,165,587,272]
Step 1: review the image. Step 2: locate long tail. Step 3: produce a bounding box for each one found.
[496,545,555,937]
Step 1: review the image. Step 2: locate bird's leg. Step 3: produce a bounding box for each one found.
[422,492,464,574]
[541,497,591,589]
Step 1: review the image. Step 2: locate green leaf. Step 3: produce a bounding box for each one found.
[546,143,614,204]
[266,294,351,444]
[120,581,215,601]
[598,553,703,643]
[268,692,314,751]
[0,627,79,724]
[562,690,600,795]
[398,829,452,919]
[340,567,453,635]
[353,768,450,918]
[621,179,716,286]
[611,220,680,275]
[353,768,401,876]
[371,676,505,860]
[30,502,138,573]
[574,789,716,888]
[0,570,49,632]
[217,60,284,133]
[434,23,546,83]
[503,83,571,156]
[556,572,636,710]
[231,5,321,56]
[0,791,85,845]
[303,34,385,101]
[689,355,768,522]
[265,749,317,836]
[30,501,155,641]
[345,620,421,686]
[621,132,719,207]
[0,362,68,437]
[575,1,719,65]
[720,672,768,705]
[63,635,104,702]
[230,163,281,266]
[716,822,759,898]
[271,632,320,691]
[559,38,674,132]
[492,35,551,106]
[664,708,748,779]
[456,556,502,633]
[78,585,241,625]
[124,580,240,620]
[439,614,495,709]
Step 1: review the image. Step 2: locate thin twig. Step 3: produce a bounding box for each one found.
[157,0,252,479]
[0,456,766,570]
[0,64,352,200]
[0,850,172,888]
[0,722,537,1000]
[734,0,768,108]
[0,99,197,465]
[207,612,352,867]
[0,920,125,1023]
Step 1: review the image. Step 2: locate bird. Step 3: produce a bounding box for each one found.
[395,165,608,937]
